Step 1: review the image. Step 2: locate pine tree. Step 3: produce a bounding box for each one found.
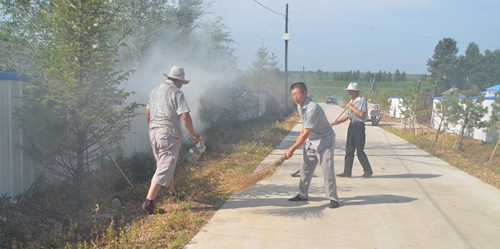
[2,0,140,206]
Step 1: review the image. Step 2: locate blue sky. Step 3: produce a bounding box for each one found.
[207,0,500,74]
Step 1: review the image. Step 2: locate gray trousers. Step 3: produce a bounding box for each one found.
[298,138,339,202]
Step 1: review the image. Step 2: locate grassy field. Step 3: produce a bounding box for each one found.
[306,79,434,104]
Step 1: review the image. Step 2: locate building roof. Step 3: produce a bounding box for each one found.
[486,84,500,91]
[0,72,30,81]
[441,85,464,96]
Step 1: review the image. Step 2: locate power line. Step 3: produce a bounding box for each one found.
[253,0,285,16]
[290,12,438,40]
[240,17,282,43]
[290,12,499,49]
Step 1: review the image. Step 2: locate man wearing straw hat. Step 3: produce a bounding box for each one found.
[285,82,340,209]
[142,66,201,214]
[331,82,374,178]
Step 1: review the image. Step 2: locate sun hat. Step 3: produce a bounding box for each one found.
[163,66,190,84]
[345,82,360,91]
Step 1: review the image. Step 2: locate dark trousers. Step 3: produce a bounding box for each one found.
[343,122,372,175]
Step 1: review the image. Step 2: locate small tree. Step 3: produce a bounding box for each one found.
[433,94,458,142]
[399,84,426,133]
[446,88,487,150]
[374,89,391,121]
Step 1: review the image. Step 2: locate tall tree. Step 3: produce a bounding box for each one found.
[460,42,483,90]
[394,70,401,82]
[481,49,500,89]
[375,70,382,82]
[427,38,459,93]
[194,16,237,70]
[1,0,140,206]
[316,69,324,80]
[364,71,373,82]
[110,0,213,69]
[246,45,281,118]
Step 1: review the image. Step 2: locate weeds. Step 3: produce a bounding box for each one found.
[0,193,11,211]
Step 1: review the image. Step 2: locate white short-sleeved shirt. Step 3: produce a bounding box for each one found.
[147,80,190,138]
[298,96,335,152]
[347,95,368,122]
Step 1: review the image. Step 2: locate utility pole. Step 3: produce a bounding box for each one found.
[303,66,305,83]
[283,4,289,113]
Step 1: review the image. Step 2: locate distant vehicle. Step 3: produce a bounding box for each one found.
[326,97,337,105]
[367,102,380,126]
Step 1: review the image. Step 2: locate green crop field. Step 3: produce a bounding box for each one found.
[306,79,433,103]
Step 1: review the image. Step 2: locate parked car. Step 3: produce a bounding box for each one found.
[326,97,337,105]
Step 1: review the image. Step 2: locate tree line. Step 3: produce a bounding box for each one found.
[311,69,421,83]
[427,37,500,94]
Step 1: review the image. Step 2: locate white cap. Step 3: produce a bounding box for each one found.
[345,82,360,91]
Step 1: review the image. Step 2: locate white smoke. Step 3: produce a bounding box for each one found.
[119,26,239,155]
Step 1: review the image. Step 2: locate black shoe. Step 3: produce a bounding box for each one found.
[361,172,373,178]
[329,200,340,209]
[336,172,351,178]
[142,202,165,215]
[288,194,308,201]
[291,169,300,177]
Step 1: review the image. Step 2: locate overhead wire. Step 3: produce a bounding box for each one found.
[290,12,439,40]
[290,12,499,49]
[253,0,285,17]
[239,1,285,43]
[248,1,498,49]
[240,17,283,43]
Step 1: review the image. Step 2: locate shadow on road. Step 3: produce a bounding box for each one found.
[341,194,418,206]
[367,173,441,179]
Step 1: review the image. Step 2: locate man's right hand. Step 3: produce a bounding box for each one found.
[191,134,201,144]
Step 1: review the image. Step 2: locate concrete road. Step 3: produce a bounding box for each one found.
[185,103,500,249]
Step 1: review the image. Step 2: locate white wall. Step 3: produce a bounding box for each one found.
[431,96,499,143]
[0,75,41,201]
[389,96,404,118]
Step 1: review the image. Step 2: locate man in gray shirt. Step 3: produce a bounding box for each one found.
[331,82,373,178]
[285,82,340,209]
[142,66,201,214]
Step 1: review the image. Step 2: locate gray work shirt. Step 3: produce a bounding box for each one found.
[147,80,190,138]
[298,96,335,152]
[347,95,368,122]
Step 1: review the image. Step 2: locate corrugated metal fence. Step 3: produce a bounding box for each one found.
[0,72,41,201]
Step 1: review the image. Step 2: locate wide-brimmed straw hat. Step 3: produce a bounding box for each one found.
[345,82,360,91]
[163,66,190,84]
